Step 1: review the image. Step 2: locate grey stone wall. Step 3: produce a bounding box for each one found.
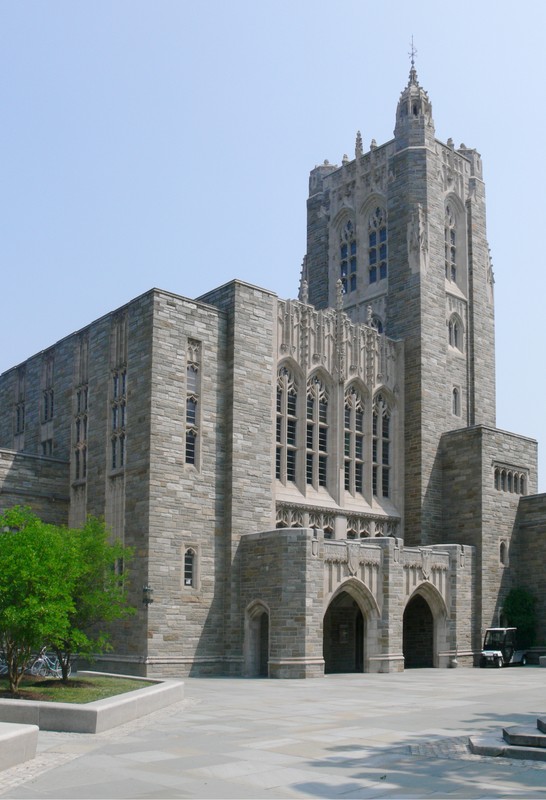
[514,494,546,645]
[240,528,324,678]
[0,449,69,524]
[198,280,277,674]
[442,425,537,654]
[145,290,227,676]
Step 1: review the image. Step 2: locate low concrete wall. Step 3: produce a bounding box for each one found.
[0,673,184,733]
[0,722,38,771]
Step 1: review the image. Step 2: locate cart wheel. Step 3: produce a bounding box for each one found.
[496,657,502,668]
[521,655,527,667]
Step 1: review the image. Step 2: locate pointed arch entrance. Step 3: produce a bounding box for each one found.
[403,585,448,669]
[323,580,379,674]
[243,601,270,677]
[324,592,364,673]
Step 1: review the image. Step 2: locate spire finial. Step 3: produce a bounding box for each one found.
[408,36,418,84]
[409,36,417,68]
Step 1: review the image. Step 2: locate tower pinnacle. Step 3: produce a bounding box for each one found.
[408,36,419,85]
[394,41,434,145]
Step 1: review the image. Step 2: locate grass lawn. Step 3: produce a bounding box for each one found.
[0,675,154,703]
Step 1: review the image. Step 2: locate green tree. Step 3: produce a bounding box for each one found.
[0,507,74,693]
[48,516,134,681]
[502,588,537,648]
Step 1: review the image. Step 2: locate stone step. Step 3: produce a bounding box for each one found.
[538,716,546,734]
[503,725,546,748]
[470,734,546,762]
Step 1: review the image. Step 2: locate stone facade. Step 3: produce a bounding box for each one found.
[0,65,545,677]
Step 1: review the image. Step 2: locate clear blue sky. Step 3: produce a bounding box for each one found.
[1,1,544,490]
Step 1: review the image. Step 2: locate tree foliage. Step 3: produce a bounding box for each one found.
[502,587,537,648]
[0,508,134,692]
[0,508,73,692]
[49,516,134,680]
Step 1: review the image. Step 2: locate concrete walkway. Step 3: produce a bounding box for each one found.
[0,668,545,798]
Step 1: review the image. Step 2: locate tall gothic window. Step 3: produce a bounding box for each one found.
[111,368,126,470]
[340,219,357,294]
[448,315,462,350]
[452,387,460,417]
[184,548,196,587]
[41,353,55,423]
[445,205,456,282]
[344,386,365,496]
[306,376,328,489]
[368,207,387,284]
[14,366,26,442]
[372,393,391,498]
[75,385,89,479]
[276,367,297,483]
[185,340,201,466]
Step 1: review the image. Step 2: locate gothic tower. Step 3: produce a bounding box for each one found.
[302,63,496,546]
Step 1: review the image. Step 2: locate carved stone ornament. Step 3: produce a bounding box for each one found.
[347,542,360,576]
[421,549,431,580]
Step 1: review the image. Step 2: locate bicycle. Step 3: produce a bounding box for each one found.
[28,647,70,679]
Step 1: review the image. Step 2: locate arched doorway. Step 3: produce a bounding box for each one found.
[323,591,364,673]
[244,602,270,677]
[403,594,433,668]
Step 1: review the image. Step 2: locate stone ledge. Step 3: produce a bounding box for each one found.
[470,733,546,762]
[0,672,184,733]
[503,724,546,748]
[0,722,38,771]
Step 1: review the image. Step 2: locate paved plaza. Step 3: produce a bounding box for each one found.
[0,668,545,799]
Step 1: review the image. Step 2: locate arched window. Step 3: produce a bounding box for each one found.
[448,315,463,350]
[340,219,357,294]
[445,205,457,282]
[371,315,383,334]
[494,467,500,490]
[185,341,201,466]
[373,393,391,498]
[452,387,460,417]
[344,386,365,496]
[184,548,196,587]
[368,207,387,284]
[500,541,508,566]
[306,376,329,489]
[276,367,298,484]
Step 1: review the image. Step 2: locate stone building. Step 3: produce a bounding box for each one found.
[0,65,544,678]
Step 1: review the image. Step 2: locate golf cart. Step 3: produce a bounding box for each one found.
[480,627,527,668]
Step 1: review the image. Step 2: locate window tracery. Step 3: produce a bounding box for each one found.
[185,340,201,466]
[344,386,365,496]
[306,376,329,489]
[276,367,298,484]
[111,367,126,470]
[346,516,371,539]
[368,207,387,284]
[340,219,357,294]
[372,392,391,498]
[448,315,463,350]
[445,205,457,282]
